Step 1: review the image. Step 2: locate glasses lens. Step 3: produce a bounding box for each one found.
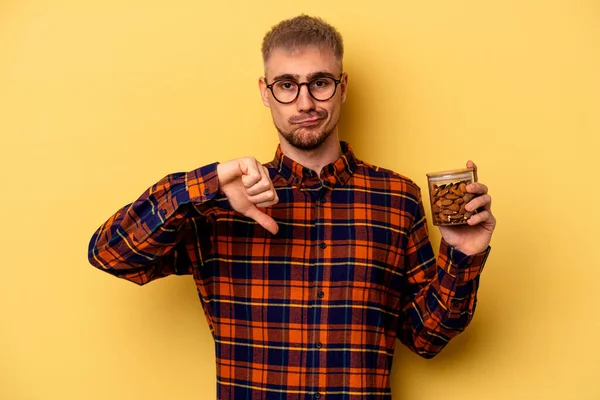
[309,77,336,101]
[272,81,299,103]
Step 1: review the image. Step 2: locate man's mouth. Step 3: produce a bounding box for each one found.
[289,111,328,127]
[294,118,322,127]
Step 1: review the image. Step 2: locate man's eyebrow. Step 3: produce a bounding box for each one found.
[306,71,336,81]
[271,73,299,82]
[271,71,336,82]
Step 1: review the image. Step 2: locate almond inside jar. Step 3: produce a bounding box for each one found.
[430,180,477,225]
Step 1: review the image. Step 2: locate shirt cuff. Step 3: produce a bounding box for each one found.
[440,237,491,281]
[185,162,220,204]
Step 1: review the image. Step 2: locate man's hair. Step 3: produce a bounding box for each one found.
[261,15,344,69]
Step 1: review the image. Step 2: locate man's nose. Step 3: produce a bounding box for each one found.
[296,84,316,112]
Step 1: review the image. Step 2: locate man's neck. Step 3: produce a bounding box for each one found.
[279,132,343,175]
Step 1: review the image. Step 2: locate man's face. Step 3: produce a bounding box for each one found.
[259,46,347,151]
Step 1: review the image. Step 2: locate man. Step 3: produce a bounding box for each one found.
[88,15,495,400]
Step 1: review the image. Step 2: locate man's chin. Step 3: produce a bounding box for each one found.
[295,142,322,151]
[284,131,329,150]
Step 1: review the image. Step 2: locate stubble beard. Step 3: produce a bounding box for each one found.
[275,120,336,151]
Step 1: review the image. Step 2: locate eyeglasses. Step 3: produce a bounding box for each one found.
[265,74,344,104]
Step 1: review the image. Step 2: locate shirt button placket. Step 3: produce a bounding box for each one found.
[313,183,326,387]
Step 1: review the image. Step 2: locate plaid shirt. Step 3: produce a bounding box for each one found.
[88,141,490,400]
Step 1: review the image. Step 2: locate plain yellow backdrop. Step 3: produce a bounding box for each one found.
[1,0,598,399]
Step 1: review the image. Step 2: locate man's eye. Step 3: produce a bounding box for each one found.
[312,79,331,88]
[277,82,296,90]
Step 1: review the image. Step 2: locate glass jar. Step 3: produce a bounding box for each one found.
[426,168,477,226]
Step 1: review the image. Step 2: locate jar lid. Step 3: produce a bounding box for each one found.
[426,167,475,180]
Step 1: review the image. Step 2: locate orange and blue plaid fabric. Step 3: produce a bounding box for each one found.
[88,141,490,399]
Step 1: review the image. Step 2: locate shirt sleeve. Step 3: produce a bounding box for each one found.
[87,162,220,285]
[397,187,491,358]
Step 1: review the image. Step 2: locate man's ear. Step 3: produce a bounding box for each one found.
[340,73,348,103]
[258,77,271,108]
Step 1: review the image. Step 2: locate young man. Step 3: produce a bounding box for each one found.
[88,15,495,400]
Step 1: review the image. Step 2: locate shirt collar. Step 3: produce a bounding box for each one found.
[271,141,358,187]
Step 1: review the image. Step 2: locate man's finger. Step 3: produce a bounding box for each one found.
[467,210,492,226]
[466,193,491,212]
[467,182,488,195]
[467,160,478,182]
[246,162,271,196]
[240,159,262,188]
[256,162,273,192]
[262,166,275,188]
[256,190,279,208]
[245,205,279,235]
[248,190,277,204]
[256,200,278,208]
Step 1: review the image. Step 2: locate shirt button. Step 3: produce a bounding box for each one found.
[320,197,327,204]
[316,342,322,349]
[319,243,327,249]
[160,209,167,216]
[203,188,210,195]
[451,300,460,307]
[317,290,325,298]
[315,393,321,399]
[293,177,300,184]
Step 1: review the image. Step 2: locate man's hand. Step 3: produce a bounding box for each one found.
[217,157,279,235]
[438,160,496,255]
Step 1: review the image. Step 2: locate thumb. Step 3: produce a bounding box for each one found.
[466,159,478,182]
[244,205,279,235]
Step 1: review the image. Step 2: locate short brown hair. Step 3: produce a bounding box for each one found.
[261,15,344,68]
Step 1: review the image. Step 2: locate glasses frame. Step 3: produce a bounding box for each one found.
[265,74,344,104]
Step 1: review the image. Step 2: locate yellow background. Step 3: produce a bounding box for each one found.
[1,0,598,399]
